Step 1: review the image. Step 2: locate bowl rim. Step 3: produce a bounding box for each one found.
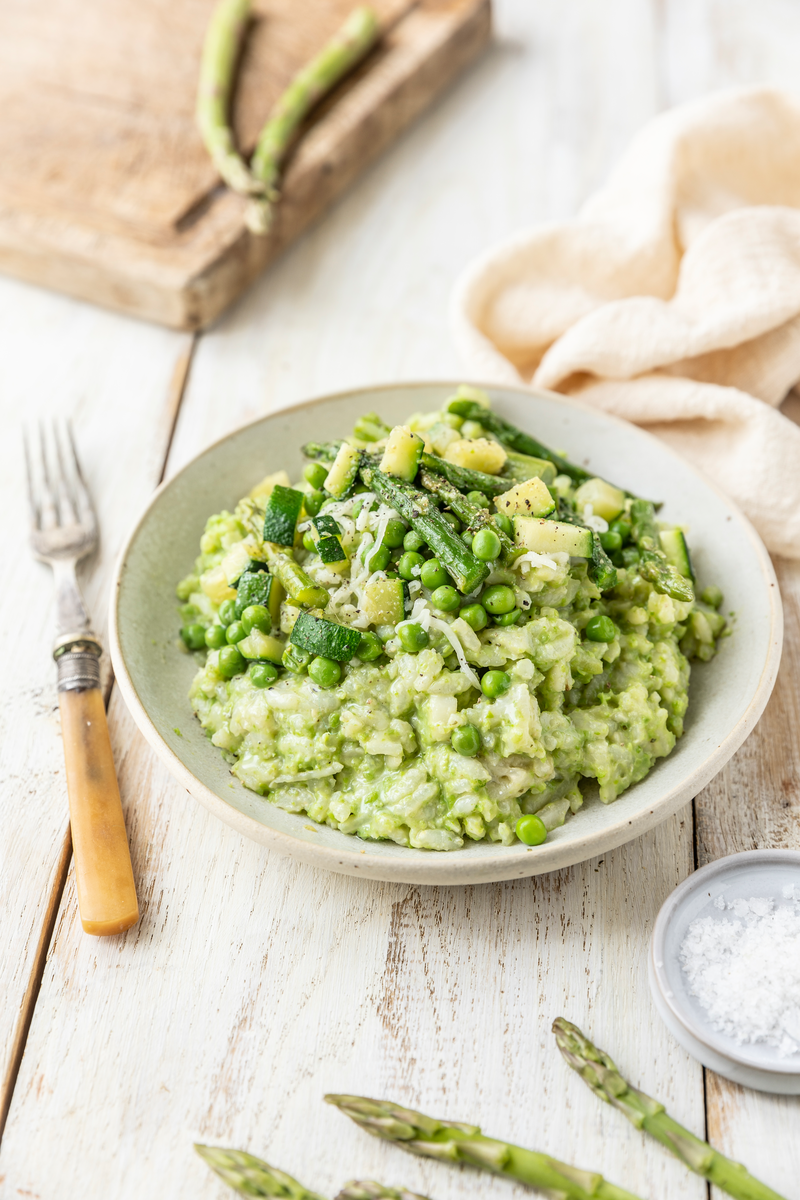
[108,380,784,884]
[649,849,800,1074]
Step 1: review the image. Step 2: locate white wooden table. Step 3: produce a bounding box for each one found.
[1,3,799,1197]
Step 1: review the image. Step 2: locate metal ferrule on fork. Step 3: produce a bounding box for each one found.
[54,634,103,693]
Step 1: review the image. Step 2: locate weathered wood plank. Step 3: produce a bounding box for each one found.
[661,3,800,1192]
[0,276,190,1131]
[694,558,800,1199]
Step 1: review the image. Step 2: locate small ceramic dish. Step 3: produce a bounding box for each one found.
[109,381,783,885]
[649,850,800,1094]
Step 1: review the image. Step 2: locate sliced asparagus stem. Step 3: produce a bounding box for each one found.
[419,451,509,498]
[629,500,694,602]
[418,468,514,558]
[335,1184,431,1200]
[447,398,594,486]
[246,6,380,233]
[303,440,346,463]
[195,1145,326,1199]
[263,542,329,609]
[196,0,263,195]
[325,1095,644,1200]
[552,1019,789,1200]
[361,467,489,594]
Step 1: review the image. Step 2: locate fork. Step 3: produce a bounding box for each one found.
[25,421,138,937]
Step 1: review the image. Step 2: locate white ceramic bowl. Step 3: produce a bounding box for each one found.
[649,850,800,1094]
[109,382,783,884]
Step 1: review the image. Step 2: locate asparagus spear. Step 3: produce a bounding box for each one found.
[195,1144,326,1199]
[447,398,594,486]
[361,467,489,594]
[196,0,262,196]
[246,7,380,232]
[419,452,510,498]
[418,468,515,559]
[628,500,694,603]
[335,1185,431,1200]
[552,1019,789,1200]
[263,542,329,609]
[325,1095,644,1200]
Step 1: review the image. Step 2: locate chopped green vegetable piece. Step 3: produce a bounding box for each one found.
[262,484,304,546]
[290,611,363,661]
[325,443,362,498]
[235,567,273,617]
[263,543,329,609]
[420,451,509,497]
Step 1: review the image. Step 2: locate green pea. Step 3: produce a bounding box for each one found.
[609,519,631,543]
[466,490,490,509]
[516,814,547,846]
[249,662,278,688]
[204,623,227,649]
[585,614,618,643]
[459,603,488,632]
[431,585,460,612]
[382,518,407,549]
[303,461,329,490]
[403,530,425,553]
[621,546,640,567]
[303,488,325,517]
[218,598,237,627]
[420,558,448,590]
[218,646,246,678]
[303,531,317,553]
[241,604,271,635]
[493,512,513,537]
[451,723,481,757]
[356,631,383,661]
[180,623,207,651]
[282,645,312,674]
[398,623,429,653]
[442,512,461,532]
[701,585,724,609]
[599,530,622,552]
[481,584,516,614]
[398,551,425,580]
[225,620,247,644]
[493,608,521,626]
[481,669,511,698]
[308,656,342,689]
[472,528,501,561]
[367,544,391,572]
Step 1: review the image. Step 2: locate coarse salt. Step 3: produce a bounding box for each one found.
[679,889,800,1057]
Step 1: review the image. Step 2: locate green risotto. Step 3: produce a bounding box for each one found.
[177,387,726,852]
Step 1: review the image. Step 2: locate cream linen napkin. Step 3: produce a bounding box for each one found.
[451,86,800,559]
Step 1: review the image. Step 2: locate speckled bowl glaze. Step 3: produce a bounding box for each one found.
[109,382,783,884]
[650,850,800,1094]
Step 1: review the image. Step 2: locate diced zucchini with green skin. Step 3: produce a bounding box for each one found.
[660,528,695,580]
[574,477,626,522]
[290,611,363,661]
[312,514,340,538]
[364,577,405,625]
[235,569,273,619]
[380,426,424,481]
[317,535,347,564]
[494,477,555,519]
[262,485,304,546]
[514,516,593,557]
[324,443,362,497]
[503,451,557,486]
[237,630,285,663]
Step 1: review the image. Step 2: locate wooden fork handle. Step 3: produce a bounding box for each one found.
[58,686,139,936]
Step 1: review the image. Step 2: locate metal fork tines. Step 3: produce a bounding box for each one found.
[24,421,102,686]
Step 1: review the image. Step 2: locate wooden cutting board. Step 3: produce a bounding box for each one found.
[0,0,490,329]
